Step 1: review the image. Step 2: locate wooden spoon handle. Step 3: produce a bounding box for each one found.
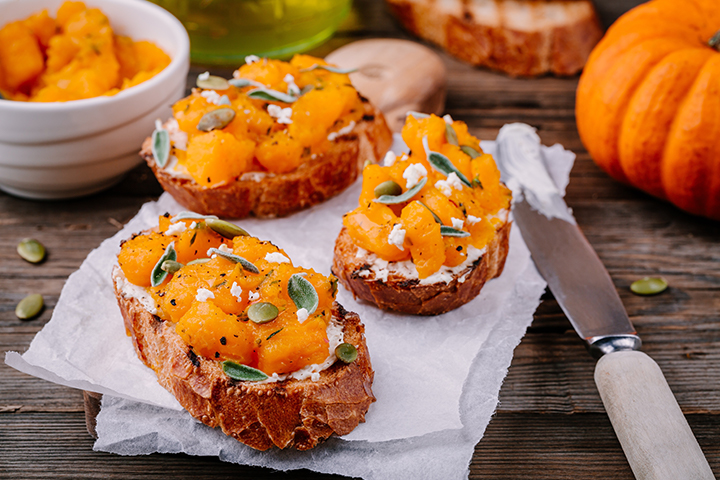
[595,350,715,480]
[325,39,446,132]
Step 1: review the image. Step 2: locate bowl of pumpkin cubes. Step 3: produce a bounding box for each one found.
[0,0,189,199]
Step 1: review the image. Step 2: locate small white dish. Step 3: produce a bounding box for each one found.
[0,0,190,199]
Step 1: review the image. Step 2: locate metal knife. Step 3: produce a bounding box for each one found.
[494,124,715,480]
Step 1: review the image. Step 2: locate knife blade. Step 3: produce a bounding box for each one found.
[494,123,715,480]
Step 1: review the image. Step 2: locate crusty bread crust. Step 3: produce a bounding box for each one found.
[332,221,511,315]
[142,100,393,219]
[113,267,375,450]
[386,0,603,77]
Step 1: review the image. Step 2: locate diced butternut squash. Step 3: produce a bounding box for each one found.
[185,131,255,187]
[0,21,44,90]
[257,317,329,375]
[343,203,410,262]
[117,232,173,287]
[401,201,444,278]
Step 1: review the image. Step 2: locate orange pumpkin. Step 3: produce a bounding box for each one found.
[576,0,720,220]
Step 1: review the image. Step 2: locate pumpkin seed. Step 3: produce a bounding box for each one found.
[205,218,250,239]
[161,260,184,274]
[440,225,470,237]
[417,201,443,224]
[288,273,319,314]
[196,74,229,90]
[228,78,265,89]
[299,64,357,74]
[374,180,402,198]
[17,238,46,263]
[445,123,459,146]
[207,248,259,274]
[222,360,268,381]
[335,343,358,363]
[247,87,297,103]
[330,276,338,297]
[151,242,177,286]
[424,137,472,187]
[630,277,668,296]
[247,302,279,324]
[374,177,427,204]
[197,107,235,132]
[186,258,210,266]
[460,145,481,159]
[15,293,44,320]
[152,126,170,167]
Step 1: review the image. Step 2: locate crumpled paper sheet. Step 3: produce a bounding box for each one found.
[6,131,574,480]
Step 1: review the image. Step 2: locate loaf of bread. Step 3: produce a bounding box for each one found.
[386,0,604,76]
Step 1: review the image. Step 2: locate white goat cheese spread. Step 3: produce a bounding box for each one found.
[327,121,355,141]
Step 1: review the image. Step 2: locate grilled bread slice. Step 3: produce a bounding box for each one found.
[141,99,392,219]
[332,220,510,315]
[114,267,375,451]
[386,0,603,76]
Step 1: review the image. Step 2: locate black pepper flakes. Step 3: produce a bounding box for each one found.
[220,336,227,345]
[170,299,176,306]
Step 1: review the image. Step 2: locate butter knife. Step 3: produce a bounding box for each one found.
[494,124,715,480]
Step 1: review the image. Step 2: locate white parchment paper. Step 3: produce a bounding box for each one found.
[6,128,574,479]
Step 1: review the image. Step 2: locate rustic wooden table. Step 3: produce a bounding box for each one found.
[2,0,718,478]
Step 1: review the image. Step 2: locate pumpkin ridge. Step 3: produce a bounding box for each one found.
[619,48,713,199]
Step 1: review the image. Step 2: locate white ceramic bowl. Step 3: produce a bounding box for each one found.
[0,0,190,199]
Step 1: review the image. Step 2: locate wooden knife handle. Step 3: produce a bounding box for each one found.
[594,350,715,480]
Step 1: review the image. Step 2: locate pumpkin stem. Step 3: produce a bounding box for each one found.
[709,31,720,51]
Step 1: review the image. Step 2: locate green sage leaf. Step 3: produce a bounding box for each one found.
[207,248,259,274]
[445,123,459,146]
[171,212,219,222]
[228,78,265,89]
[417,201,443,224]
[287,273,319,314]
[440,226,470,237]
[460,145,481,159]
[423,136,472,187]
[222,360,269,381]
[247,88,297,103]
[152,126,170,168]
[300,64,357,74]
[151,241,177,287]
[374,177,427,204]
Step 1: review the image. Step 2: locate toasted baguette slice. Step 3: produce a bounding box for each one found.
[113,266,375,450]
[332,221,511,315]
[386,0,603,77]
[141,100,393,219]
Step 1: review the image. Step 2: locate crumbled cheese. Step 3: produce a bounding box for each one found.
[451,217,464,230]
[388,223,406,251]
[283,73,300,96]
[248,291,260,301]
[189,221,197,229]
[402,162,428,189]
[165,222,187,235]
[357,269,371,278]
[245,55,260,64]
[264,252,290,264]
[267,104,293,124]
[296,308,309,323]
[311,153,317,160]
[218,243,232,253]
[327,121,356,141]
[435,179,452,197]
[443,114,454,124]
[355,247,368,259]
[195,288,215,302]
[154,119,163,131]
[383,151,397,167]
[466,215,481,225]
[198,71,210,81]
[435,172,464,197]
[230,282,243,301]
[200,90,230,106]
[165,119,187,151]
